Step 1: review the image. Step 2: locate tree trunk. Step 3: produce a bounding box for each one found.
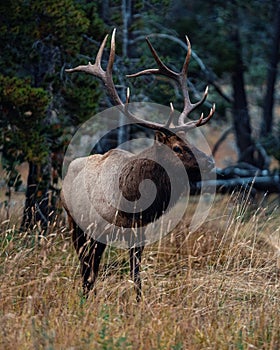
[117,0,132,149]
[21,41,60,231]
[231,27,254,165]
[261,2,280,137]
[21,160,51,231]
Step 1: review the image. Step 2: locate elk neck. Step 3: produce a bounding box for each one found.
[117,142,184,226]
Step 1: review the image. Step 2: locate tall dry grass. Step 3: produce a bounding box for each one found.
[0,191,280,349]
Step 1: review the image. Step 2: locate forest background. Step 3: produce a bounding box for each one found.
[1,0,280,227]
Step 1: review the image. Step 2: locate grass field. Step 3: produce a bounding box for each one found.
[0,192,280,349]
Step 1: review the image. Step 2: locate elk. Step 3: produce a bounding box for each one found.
[62,29,215,301]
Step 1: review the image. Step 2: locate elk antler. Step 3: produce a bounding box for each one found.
[66,29,215,132]
[66,29,167,131]
[128,35,216,131]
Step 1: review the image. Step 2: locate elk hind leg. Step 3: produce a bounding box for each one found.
[70,216,106,296]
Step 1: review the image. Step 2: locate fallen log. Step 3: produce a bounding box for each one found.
[192,174,280,194]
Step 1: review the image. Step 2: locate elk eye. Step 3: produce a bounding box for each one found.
[173,146,183,154]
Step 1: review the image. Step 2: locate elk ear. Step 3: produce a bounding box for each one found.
[154,131,167,145]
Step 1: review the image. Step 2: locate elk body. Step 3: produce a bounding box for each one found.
[62,29,215,301]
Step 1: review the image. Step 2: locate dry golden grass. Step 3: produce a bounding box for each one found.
[0,192,280,349]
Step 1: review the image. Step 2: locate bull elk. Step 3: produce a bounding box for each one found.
[62,29,215,301]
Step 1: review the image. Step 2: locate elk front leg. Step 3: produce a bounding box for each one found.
[129,246,144,302]
[70,217,106,296]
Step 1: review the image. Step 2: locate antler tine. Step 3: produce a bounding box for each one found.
[164,102,175,128]
[125,87,130,104]
[175,102,216,132]
[124,87,132,117]
[127,36,180,81]
[197,103,216,126]
[182,35,191,76]
[107,28,116,74]
[65,34,108,78]
[95,34,109,71]
[178,85,209,126]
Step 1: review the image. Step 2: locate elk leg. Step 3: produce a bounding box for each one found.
[80,239,106,296]
[70,217,106,296]
[71,221,93,294]
[129,246,144,302]
[91,241,106,292]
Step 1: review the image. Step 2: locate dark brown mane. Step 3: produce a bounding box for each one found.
[116,140,198,227]
[118,157,171,227]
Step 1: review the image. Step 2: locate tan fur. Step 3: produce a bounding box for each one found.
[62,132,214,234]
